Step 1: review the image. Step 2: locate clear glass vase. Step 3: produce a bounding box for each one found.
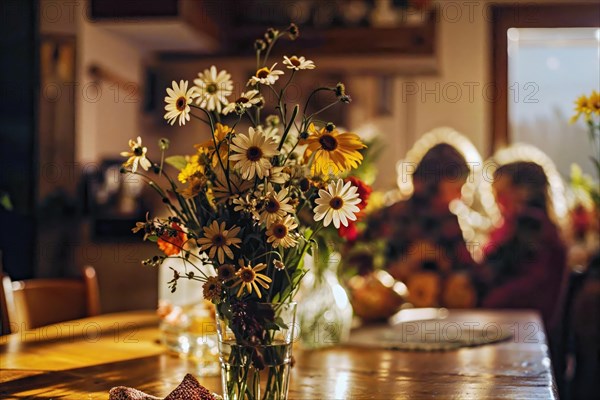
[297,252,353,349]
[215,302,297,400]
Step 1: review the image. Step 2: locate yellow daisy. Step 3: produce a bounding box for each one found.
[300,123,366,176]
[313,179,361,229]
[230,127,278,180]
[588,90,600,115]
[197,221,242,264]
[177,154,204,183]
[231,261,272,299]
[266,215,298,248]
[259,187,294,226]
[120,136,151,173]
[164,80,198,126]
[195,123,234,167]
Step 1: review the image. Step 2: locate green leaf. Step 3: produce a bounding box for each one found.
[146,235,159,242]
[165,155,188,170]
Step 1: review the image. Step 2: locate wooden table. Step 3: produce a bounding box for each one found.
[0,310,557,399]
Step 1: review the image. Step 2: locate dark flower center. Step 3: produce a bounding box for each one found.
[273,224,288,238]
[319,134,338,151]
[329,196,344,210]
[206,83,217,94]
[212,234,226,246]
[133,146,143,156]
[237,97,249,104]
[176,97,186,111]
[240,268,255,282]
[218,266,234,280]
[246,146,263,161]
[265,198,280,213]
[256,68,270,79]
[290,57,301,67]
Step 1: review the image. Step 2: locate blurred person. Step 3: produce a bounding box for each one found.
[362,143,480,309]
[482,161,567,328]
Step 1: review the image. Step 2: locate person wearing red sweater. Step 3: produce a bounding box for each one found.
[482,162,567,329]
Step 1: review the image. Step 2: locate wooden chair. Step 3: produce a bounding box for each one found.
[1,266,100,333]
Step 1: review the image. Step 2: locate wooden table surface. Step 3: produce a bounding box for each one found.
[0,309,557,399]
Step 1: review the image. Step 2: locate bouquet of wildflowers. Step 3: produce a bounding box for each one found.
[120,24,366,399]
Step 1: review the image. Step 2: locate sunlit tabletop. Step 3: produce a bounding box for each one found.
[0,309,557,399]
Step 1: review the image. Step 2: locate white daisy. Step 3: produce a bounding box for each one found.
[164,80,198,126]
[247,63,284,86]
[259,187,294,226]
[120,136,152,173]
[266,215,298,248]
[193,66,233,113]
[313,179,361,229]
[268,166,290,185]
[222,90,263,115]
[229,127,278,180]
[283,55,315,71]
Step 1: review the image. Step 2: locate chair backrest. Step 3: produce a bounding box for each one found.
[2,265,100,333]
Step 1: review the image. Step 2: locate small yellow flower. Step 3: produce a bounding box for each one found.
[588,90,600,115]
[195,123,234,167]
[120,136,151,173]
[203,276,223,303]
[178,155,204,184]
[300,123,366,175]
[178,175,207,199]
[197,221,242,264]
[231,261,272,299]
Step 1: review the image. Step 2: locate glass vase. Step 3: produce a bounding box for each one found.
[297,252,353,349]
[215,302,297,400]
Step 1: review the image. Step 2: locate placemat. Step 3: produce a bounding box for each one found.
[347,319,513,351]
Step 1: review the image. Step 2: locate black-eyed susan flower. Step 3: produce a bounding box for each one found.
[120,136,152,173]
[266,215,298,248]
[197,221,242,264]
[259,187,294,226]
[203,276,223,303]
[230,127,278,180]
[193,66,233,113]
[164,80,198,126]
[300,123,366,176]
[217,264,236,282]
[283,55,315,71]
[313,179,361,229]
[231,261,272,299]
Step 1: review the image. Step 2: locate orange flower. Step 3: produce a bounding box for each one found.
[157,223,188,256]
